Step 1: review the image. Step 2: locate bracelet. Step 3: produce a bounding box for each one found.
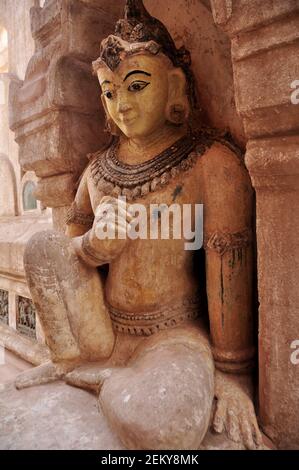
[66,201,94,227]
[81,232,108,266]
[213,346,256,374]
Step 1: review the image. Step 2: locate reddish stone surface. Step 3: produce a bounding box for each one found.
[146,0,245,145]
[211,0,299,449]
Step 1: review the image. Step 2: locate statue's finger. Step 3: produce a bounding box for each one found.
[98,198,134,224]
[108,198,136,222]
[250,412,263,448]
[116,198,129,209]
[114,212,133,229]
[106,221,127,239]
[120,205,136,223]
[125,210,135,223]
[116,206,134,223]
[115,225,128,239]
[95,220,124,240]
[97,214,128,232]
[241,413,256,450]
[213,399,226,434]
[116,219,130,232]
[96,212,115,225]
[227,409,241,443]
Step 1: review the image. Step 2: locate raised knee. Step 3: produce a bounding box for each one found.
[24,230,58,261]
[24,230,69,267]
[99,345,214,450]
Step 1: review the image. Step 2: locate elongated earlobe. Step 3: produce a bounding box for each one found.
[166,68,190,125]
[100,95,122,136]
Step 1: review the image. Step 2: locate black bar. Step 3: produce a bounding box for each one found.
[0,450,298,467]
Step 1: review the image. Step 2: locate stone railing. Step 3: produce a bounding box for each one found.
[0,213,52,343]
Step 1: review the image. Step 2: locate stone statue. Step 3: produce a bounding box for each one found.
[15,0,263,450]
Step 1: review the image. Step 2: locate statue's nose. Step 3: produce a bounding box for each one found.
[117,101,133,114]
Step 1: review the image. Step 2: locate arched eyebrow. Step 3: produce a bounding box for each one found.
[123,70,151,82]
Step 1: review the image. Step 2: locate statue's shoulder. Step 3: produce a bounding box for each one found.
[74,143,109,195]
[193,127,246,178]
[84,142,112,180]
[193,128,252,201]
[86,144,109,167]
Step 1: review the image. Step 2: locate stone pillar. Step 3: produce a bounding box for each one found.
[8,291,17,330]
[9,0,125,231]
[211,0,299,449]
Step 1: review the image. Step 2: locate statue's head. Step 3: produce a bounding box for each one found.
[92,0,195,139]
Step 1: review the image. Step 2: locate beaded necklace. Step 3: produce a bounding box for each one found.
[89,128,240,201]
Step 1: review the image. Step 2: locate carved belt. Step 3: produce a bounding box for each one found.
[107,295,201,336]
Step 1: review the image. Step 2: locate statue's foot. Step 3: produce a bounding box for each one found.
[15,359,81,390]
[213,370,264,450]
[65,364,120,393]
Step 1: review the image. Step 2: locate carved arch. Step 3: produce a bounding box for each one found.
[20,171,40,214]
[0,153,18,216]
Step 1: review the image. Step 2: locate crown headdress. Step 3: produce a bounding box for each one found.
[93,0,195,104]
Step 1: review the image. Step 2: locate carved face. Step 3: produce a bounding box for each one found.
[97,53,188,139]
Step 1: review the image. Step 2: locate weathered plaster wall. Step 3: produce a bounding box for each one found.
[0,26,8,72]
[0,0,36,215]
[0,73,9,154]
[0,0,51,345]
[5,0,35,80]
[145,0,245,145]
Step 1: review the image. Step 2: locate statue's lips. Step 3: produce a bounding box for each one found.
[120,115,138,125]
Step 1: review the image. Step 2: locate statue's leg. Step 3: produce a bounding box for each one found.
[99,325,214,450]
[15,230,115,389]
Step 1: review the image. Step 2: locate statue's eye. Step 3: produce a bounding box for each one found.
[128,81,149,92]
[104,91,113,99]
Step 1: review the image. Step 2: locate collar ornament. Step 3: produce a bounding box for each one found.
[89,128,240,201]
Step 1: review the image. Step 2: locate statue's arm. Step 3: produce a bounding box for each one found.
[201,142,263,449]
[202,142,255,374]
[65,166,105,267]
[65,167,94,238]
[65,165,130,267]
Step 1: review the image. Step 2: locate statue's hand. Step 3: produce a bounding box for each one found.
[213,370,264,449]
[89,196,133,260]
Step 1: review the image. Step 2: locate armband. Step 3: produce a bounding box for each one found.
[204,228,251,256]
